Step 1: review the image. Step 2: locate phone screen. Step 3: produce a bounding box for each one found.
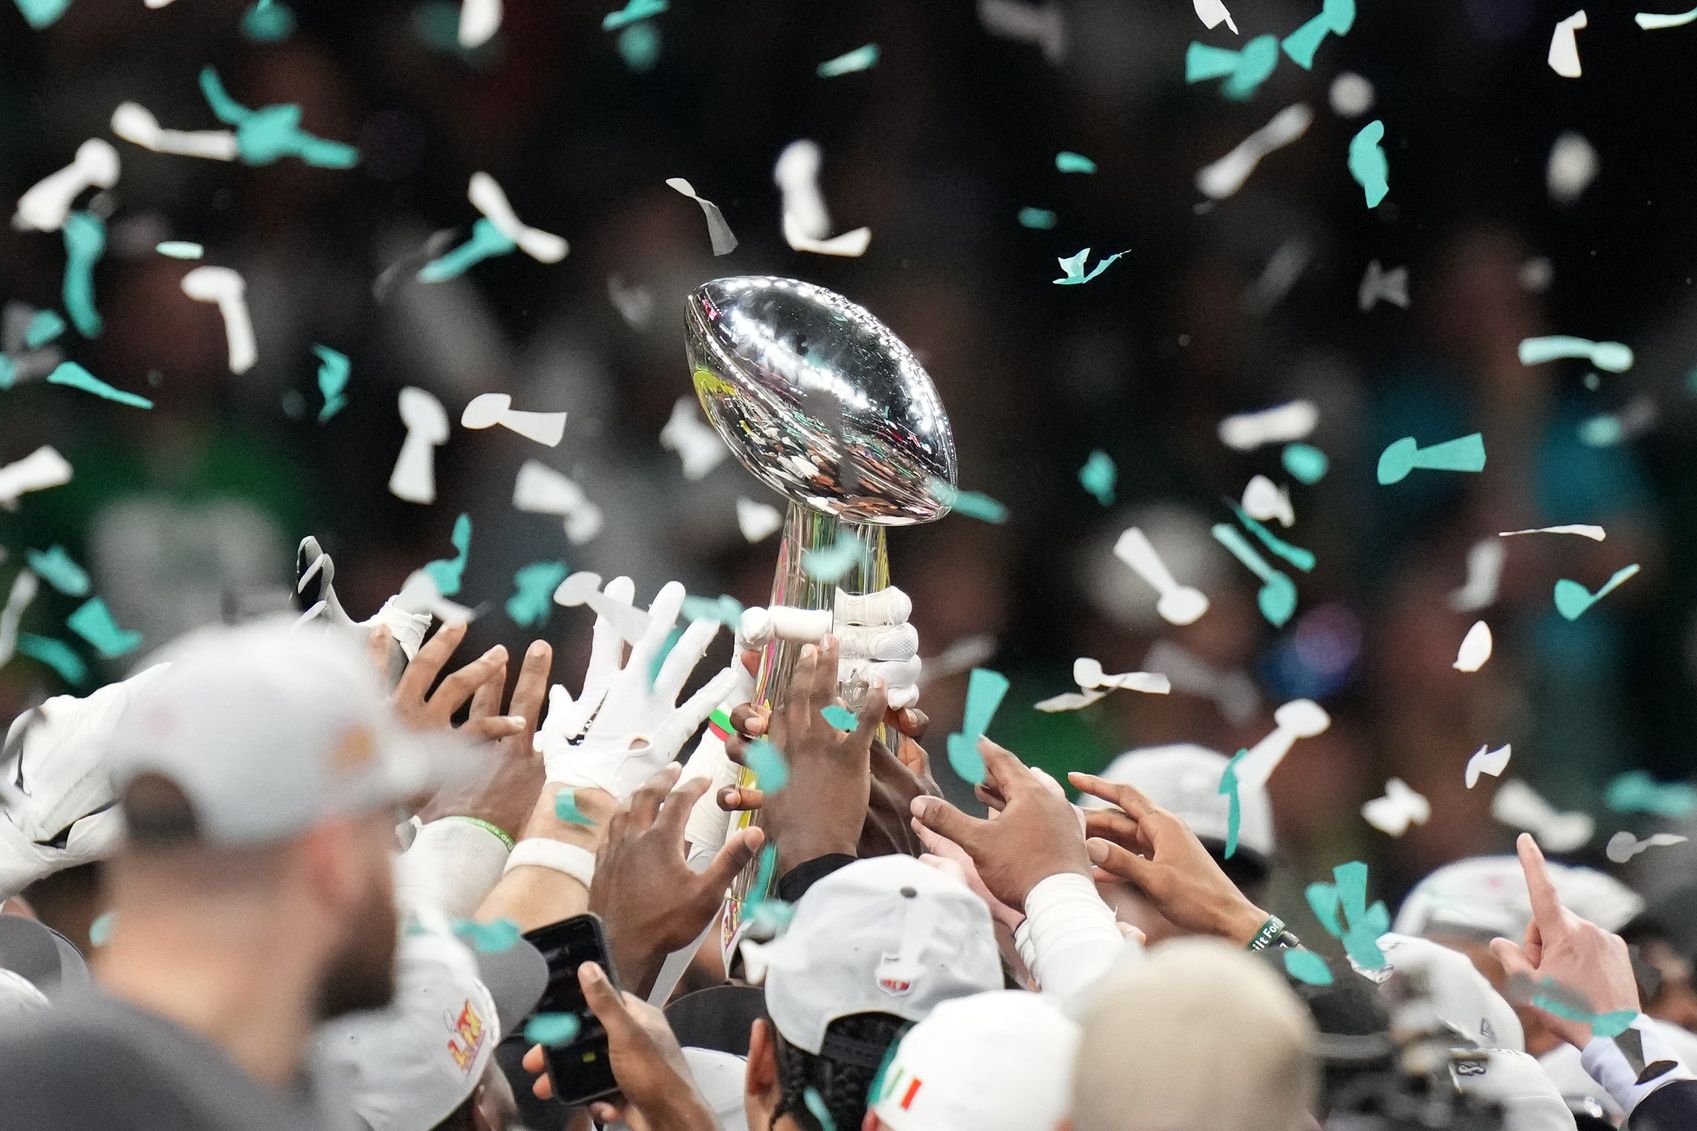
[523,914,620,1106]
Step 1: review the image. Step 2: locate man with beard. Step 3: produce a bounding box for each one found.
[0,620,418,1130]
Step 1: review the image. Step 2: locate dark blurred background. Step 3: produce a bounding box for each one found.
[4,0,1697,915]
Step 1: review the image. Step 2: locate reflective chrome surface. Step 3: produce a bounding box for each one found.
[686,276,957,523]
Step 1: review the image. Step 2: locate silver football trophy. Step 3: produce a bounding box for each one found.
[685,276,957,932]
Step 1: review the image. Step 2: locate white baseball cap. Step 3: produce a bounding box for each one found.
[1393,855,1644,941]
[1376,932,1524,1052]
[317,904,547,1130]
[869,990,1079,1131]
[1081,744,1275,867]
[107,619,447,846]
[1450,1047,1582,1131]
[741,855,1003,1055]
[681,1047,751,1131]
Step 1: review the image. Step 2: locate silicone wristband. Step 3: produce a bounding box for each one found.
[504,839,597,887]
[1247,914,1288,952]
[441,815,516,853]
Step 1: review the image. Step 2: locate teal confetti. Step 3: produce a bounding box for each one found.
[930,478,1009,524]
[1054,247,1127,286]
[413,0,500,59]
[819,705,857,731]
[746,739,790,793]
[602,0,667,31]
[1078,450,1116,506]
[200,66,358,168]
[1554,563,1640,621]
[946,667,1010,786]
[817,43,879,77]
[0,357,14,390]
[1281,0,1355,69]
[89,910,116,946]
[14,0,71,29]
[26,546,90,596]
[1347,120,1390,208]
[555,790,596,826]
[525,1013,582,1046]
[422,514,472,596]
[241,0,296,41]
[1212,523,1297,627]
[1217,749,1247,858]
[1185,35,1280,100]
[1306,861,1390,971]
[17,635,87,685]
[1282,443,1329,484]
[25,310,65,350]
[1604,770,1697,819]
[1018,207,1058,230]
[452,917,521,953]
[1376,432,1485,485]
[681,593,744,628]
[1529,982,1635,1038]
[1055,151,1097,174]
[743,841,783,913]
[649,625,685,689]
[507,561,568,628]
[313,344,350,422]
[1283,948,1334,986]
[62,211,105,338]
[156,241,204,260]
[616,22,662,70]
[1230,503,1315,572]
[67,597,142,659]
[418,218,517,282]
[803,531,866,583]
[1518,335,1633,373]
[803,1087,838,1131]
[47,362,153,409]
[1579,413,1623,448]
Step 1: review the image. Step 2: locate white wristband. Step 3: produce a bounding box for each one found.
[504,839,597,888]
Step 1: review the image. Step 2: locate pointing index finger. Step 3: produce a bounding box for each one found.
[1517,832,1567,937]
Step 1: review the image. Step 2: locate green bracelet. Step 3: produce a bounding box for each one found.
[443,815,516,852]
[1247,914,1287,953]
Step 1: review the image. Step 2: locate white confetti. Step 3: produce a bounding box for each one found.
[552,571,651,642]
[1465,743,1512,789]
[1072,657,1171,695]
[1234,698,1330,791]
[513,460,604,544]
[1605,831,1688,864]
[1546,131,1598,205]
[1242,475,1294,527]
[1034,688,1109,712]
[1245,239,1313,314]
[774,141,831,241]
[666,177,738,256]
[390,387,449,505]
[1193,0,1237,33]
[782,210,871,258]
[110,102,239,162]
[1448,538,1504,613]
[461,393,566,447]
[660,396,728,480]
[976,0,1066,63]
[1520,257,1554,293]
[1358,259,1410,311]
[1113,527,1210,626]
[1498,524,1606,541]
[1453,620,1493,672]
[395,569,475,623]
[179,266,256,374]
[0,446,72,509]
[736,497,783,543]
[1548,9,1587,77]
[14,139,120,233]
[1143,640,1261,726]
[458,0,501,47]
[1218,399,1318,451]
[0,569,38,669]
[1491,778,1593,851]
[607,274,655,329]
[1195,104,1313,202]
[1362,778,1431,836]
[919,634,998,683]
[469,172,567,263]
[1328,72,1375,117]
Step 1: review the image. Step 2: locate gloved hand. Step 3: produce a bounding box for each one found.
[737,586,922,710]
[295,536,430,681]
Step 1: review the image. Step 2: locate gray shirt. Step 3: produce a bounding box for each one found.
[0,994,352,1131]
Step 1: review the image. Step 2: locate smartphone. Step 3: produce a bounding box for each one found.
[523,914,620,1106]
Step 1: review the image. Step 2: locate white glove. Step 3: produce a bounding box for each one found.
[737,585,922,709]
[538,577,741,800]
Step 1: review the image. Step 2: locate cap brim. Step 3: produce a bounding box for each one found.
[0,914,87,999]
[473,935,548,1040]
[666,985,767,1057]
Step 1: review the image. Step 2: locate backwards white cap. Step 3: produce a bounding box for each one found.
[1392,855,1643,942]
[742,855,1002,1055]
[1376,932,1525,1052]
[1081,744,1275,865]
[869,990,1080,1131]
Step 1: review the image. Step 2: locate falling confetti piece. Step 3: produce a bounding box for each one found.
[1018,207,1058,229]
[463,172,567,264]
[1465,743,1512,789]
[1376,432,1486,485]
[666,178,738,256]
[1548,10,1587,77]
[458,0,500,47]
[1217,749,1246,857]
[1242,476,1294,527]
[782,211,871,257]
[525,1013,581,1045]
[1072,657,1170,694]
[1450,538,1505,612]
[419,218,517,282]
[679,593,743,628]
[1281,0,1355,69]
[660,394,729,479]
[555,789,596,825]
[0,570,39,670]
[17,635,86,685]
[1605,831,1688,863]
[1212,523,1297,627]
[1219,401,1318,451]
[1453,620,1492,672]
[1517,334,1633,372]
[1114,527,1211,626]
[1185,35,1279,100]
[26,546,89,596]
[180,266,257,373]
[0,447,72,506]
[602,0,667,31]
[1637,6,1697,28]
[947,667,1010,786]
[507,561,569,628]
[774,139,833,241]
[24,310,65,350]
[1306,860,1390,970]
[1580,400,1656,448]
[1347,120,1389,208]
[1230,503,1315,572]
[616,22,663,70]
[817,43,879,77]
[156,241,204,260]
[1284,948,1333,985]
[514,461,603,543]
[1246,239,1313,314]
[978,0,1067,63]
[1281,443,1329,484]
[47,362,153,409]
[1603,770,1697,818]
[240,0,296,40]
[314,345,349,422]
[820,705,857,731]
[803,532,867,583]
[453,917,521,952]
[462,393,566,447]
[1499,524,1605,541]
[1547,131,1597,205]
[1193,0,1237,33]
[1553,563,1639,620]
[1358,260,1409,311]
[1233,698,1331,792]
[110,100,239,162]
[61,211,105,338]
[1362,778,1431,836]
[746,739,790,792]
[422,514,473,597]
[1078,450,1115,505]
[1491,779,1594,851]
[1055,151,1096,173]
[1033,688,1108,712]
[930,478,1009,524]
[736,497,783,542]
[1196,104,1314,201]
[89,910,116,946]
[14,139,119,234]
[67,597,141,659]
[14,0,71,28]
[391,387,449,504]
[1053,247,1128,286]
[200,67,358,168]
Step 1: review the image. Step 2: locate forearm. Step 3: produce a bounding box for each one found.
[1013,872,1134,1000]
[474,784,611,930]
[397,817,511,919]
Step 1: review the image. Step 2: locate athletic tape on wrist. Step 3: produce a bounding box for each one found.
[504,838,597,887]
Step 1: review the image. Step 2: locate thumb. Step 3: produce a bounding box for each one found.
[1489,936,1537,984]
[910,795,986,854]
[578,961,632,1036]
[1087,837,1157,888]
[700,826,764,894]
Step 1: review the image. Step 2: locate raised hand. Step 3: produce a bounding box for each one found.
[1069,771,1266,945]
[386,620,523,743]
[1489,832,1641,1047]
[910,738,1091,910]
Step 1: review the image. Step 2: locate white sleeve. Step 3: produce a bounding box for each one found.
[1017,872,1136,1004]
[1579,1015,1697,1120]
[395,818,511,919]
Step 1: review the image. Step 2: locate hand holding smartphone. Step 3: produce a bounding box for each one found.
[522,913,621,1107]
